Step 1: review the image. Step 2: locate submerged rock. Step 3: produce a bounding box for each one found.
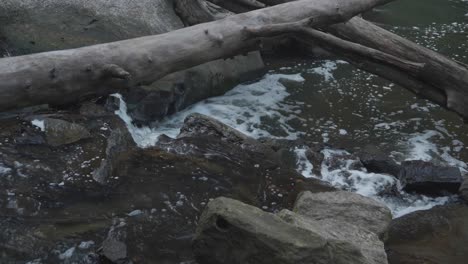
[385,204,468,264]
[193,197,387,264]
[293,191,392,238]
[398,160,463,196]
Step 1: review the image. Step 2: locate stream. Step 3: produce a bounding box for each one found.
[114,0,468,218]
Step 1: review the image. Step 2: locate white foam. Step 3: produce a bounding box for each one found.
[78,241,95,250]
[308,60,347,82]
[298,148,457,218]
[406,130,442,161]
[128,209,143,217]
[31,119,45,132]
[294,147,314,178]
[406,130,467,170]
[114,73,305,147]
[321,149,396,197]
[58,247,75,260]
[0,163,11,176]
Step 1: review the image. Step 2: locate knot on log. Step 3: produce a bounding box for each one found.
[100,64,131,80]
[204,29,224,46]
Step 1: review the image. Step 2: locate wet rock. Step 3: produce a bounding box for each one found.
[103,117,334,262]
[278,210,388,264]
[0,110,133,218]
[385,204,468,264]
[43,118,91,147]
[1,112,330,263]
[293,191,392,238]
[398,160,463,196]
[124,87,177,125]
[178,113,275,157]
[100,220,129,264]
[193,197,387,264]
[358,146,400,177]
[92,127,134,184]
[261,138,325,176]
[327,152,364,171]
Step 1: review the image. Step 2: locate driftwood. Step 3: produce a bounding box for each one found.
[0,0,392,112]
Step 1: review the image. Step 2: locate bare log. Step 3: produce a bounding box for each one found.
[0,0,392,112]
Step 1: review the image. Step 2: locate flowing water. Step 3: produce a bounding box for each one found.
[113,0,468,218]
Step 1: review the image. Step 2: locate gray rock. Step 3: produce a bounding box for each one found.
[92,127,134,184]
[44,118,91,147]
[293,191,392,238]
[101,220,129,264]
[0,0,183,54]
[177,113,277,164]
[399,160,463,196]
[278,210,388,264]
[385,204,468,264]
[193,197,387,264]
[358,146,400,177]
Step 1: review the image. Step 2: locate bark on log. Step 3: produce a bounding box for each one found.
[0,0,392,112]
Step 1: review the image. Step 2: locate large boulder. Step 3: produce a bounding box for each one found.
[385,204,468,264]
[193,197,388,264]
[293,191,392,238]
[398,160,463,196]
[0,0,183,54]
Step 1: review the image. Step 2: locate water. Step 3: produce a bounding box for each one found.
[114,0,468,218]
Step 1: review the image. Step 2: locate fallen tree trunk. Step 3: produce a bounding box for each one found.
[0,0,392,112]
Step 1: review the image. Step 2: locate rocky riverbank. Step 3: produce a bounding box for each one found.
[1,108,467,263]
